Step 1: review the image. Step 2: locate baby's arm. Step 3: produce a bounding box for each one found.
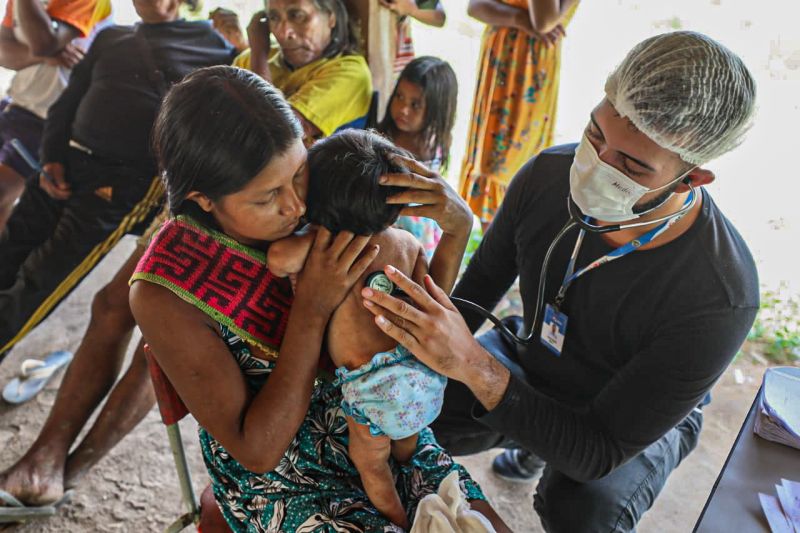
[266,231,316,277]
[426,228,465,294]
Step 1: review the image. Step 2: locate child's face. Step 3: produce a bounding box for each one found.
[196,140,308,246]
[390,79,426,134]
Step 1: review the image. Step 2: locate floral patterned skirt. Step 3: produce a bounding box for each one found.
[199,326,486,532]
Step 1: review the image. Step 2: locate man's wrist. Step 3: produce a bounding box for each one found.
[460,339,511,411]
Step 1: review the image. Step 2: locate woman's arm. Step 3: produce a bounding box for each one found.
[131,229,378,473]
[468,0,572,34]
[467,0,531,32]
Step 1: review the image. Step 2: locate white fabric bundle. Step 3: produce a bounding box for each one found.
[605,31,756,165]
[410,471,497,533]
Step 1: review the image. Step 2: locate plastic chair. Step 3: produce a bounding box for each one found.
[144,345,229,533]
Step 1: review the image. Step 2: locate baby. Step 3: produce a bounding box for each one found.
[267,129,462,529]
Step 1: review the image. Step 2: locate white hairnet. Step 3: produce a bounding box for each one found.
[605,31,756,165]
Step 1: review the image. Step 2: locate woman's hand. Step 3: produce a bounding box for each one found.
[381,155,471,237]
[294,226,379,315]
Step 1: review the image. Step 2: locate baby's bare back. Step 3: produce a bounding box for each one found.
[326,228,425,371]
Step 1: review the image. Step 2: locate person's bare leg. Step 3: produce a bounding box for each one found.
[63,338,155,488]
[0,247,143,505]
[0,164,25,231]
[470,499,513,533]
[347,417,409,529]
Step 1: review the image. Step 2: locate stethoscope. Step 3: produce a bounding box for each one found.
[447,184,698,346]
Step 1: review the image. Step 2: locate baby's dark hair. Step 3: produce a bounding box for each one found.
[378,56,458,170]
[306,130,411,235]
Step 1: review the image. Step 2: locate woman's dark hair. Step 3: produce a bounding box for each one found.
[312,0,359,58]
[305,130,410,235]
[378,56,458,170]
[153,66,303,214]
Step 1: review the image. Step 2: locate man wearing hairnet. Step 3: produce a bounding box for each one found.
[361,31,758,531]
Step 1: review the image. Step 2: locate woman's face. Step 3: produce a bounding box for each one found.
[267,0,335,69]
[198,140,308,245]
[390,79,426,134]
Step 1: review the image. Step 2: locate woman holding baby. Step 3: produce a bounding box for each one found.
[129,66,509,532]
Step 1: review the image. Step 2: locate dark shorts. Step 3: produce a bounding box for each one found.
[0,100,45,179]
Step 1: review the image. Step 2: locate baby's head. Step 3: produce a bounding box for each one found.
[305,129,411,235]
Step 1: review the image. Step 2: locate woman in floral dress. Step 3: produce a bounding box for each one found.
[460,0,579,226]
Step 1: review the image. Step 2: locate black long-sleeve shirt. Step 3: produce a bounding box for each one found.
[41,20,236,172]
[453,144,759,482]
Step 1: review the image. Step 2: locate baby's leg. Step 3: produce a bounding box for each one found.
[346,416,409,529]
[391,433,419,464]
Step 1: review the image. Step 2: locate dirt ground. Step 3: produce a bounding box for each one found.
[0,236,773,532]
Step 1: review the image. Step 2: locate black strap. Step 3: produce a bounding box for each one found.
[133,27,169,97]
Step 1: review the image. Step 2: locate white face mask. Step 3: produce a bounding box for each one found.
[569,134,688,223]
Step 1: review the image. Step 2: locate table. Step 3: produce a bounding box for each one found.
[694,385,800,532]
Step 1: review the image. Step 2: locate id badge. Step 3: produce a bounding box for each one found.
[540,304,568,356]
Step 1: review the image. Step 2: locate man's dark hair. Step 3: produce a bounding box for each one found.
[306,130,411,235]
[153,66,302,214]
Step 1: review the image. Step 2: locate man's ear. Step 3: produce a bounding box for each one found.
[677,167,715,192]
[185,191,215,212]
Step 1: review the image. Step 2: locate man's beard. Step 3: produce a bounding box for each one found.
[632,181,680,215]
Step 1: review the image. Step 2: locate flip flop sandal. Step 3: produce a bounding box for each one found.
[0,488,74,523]
[2,351,73,405]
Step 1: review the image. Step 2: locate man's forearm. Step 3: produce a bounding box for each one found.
[0,36,42,69]
[461,341,511,411]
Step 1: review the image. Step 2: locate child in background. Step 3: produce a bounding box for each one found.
[267,130,467,528]
[378,56,459,259]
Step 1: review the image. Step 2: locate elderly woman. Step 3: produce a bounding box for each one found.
[130,66,509,531]
[234,0,372,141]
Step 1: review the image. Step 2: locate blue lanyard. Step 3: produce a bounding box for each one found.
[554,190,695,309]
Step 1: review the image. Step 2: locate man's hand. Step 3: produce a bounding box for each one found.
[361,266,512,410]
[381,155,472,238]
[210,7,248,51]
[39,162,70,200]
[43,42,85,68]
[361,266,477,381]
[246,10,272,81]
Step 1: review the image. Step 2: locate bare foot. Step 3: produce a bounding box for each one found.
[0,450,66,506]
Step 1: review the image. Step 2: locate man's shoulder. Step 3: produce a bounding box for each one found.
[692,191,759,308]
[503,143,577,211]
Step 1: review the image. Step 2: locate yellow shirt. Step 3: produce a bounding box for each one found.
[234,49,372,138]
